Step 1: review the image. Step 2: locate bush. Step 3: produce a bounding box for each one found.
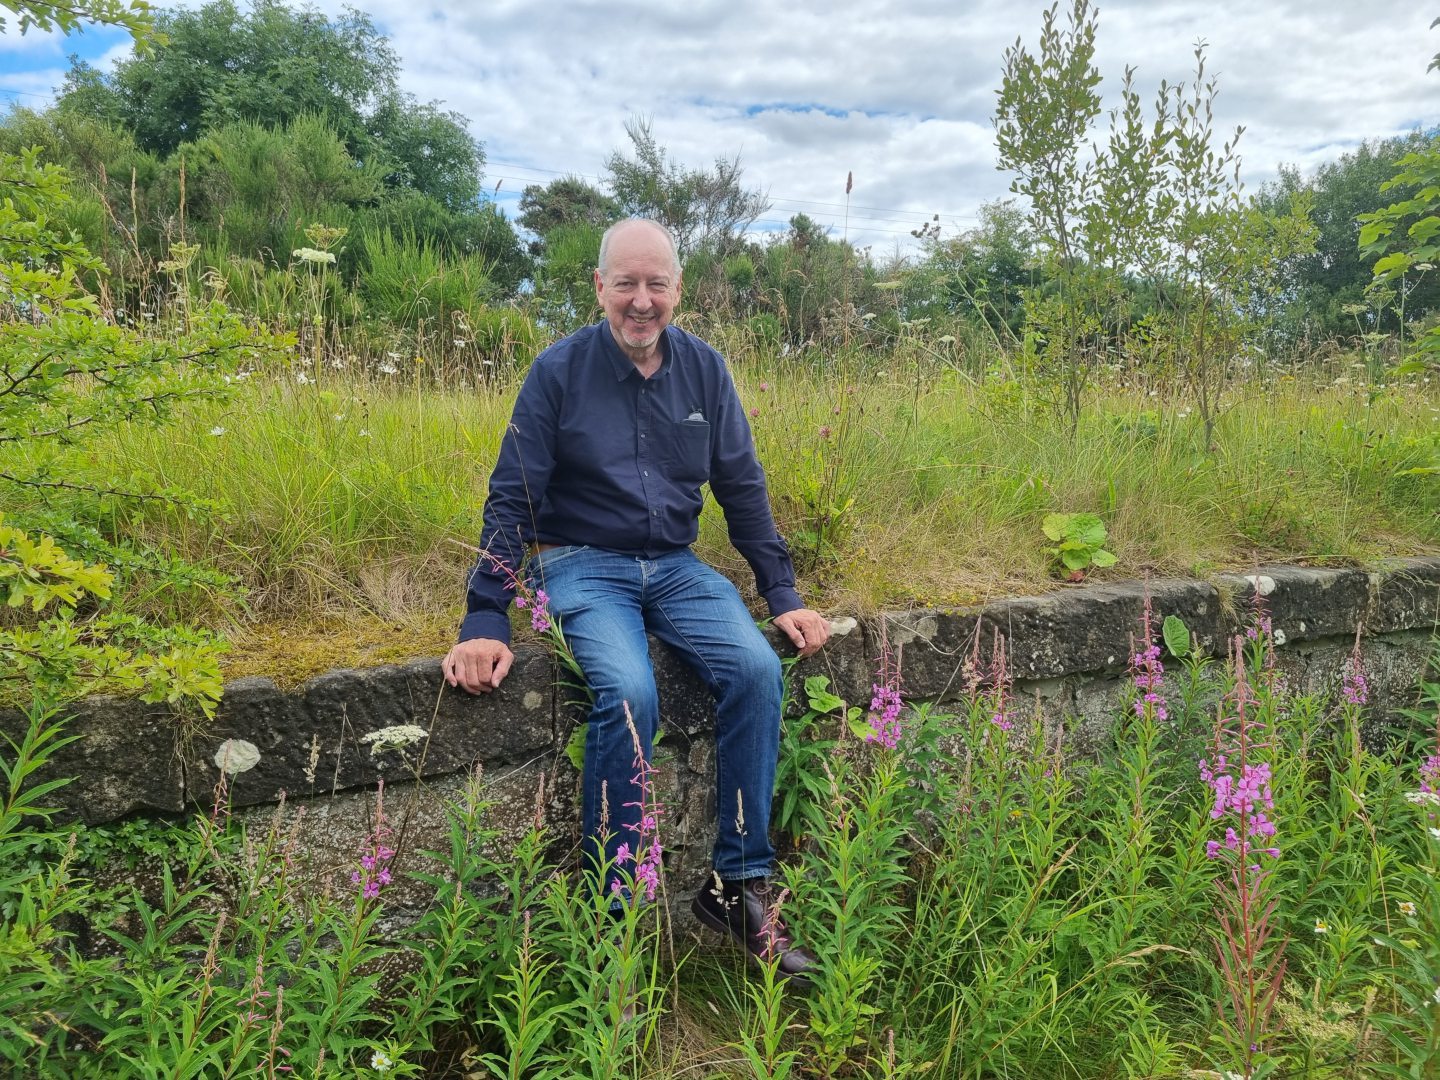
[358,227,494,328]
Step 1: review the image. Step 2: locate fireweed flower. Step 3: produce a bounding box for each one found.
[865,636,903,748]
[1420,750,1440,796]
[614,713,666,904]
[1130,594,1168,721]
[986,630,1015,732]
[867,683,903,748]
[350,781,396,903]
[1341,631,1369,706]
[1199,645,1280,870]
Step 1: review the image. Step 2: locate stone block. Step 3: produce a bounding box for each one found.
[1367,559,1440,634]
[885,576,1223,700]
[8,696,187,821]
[1213,565,1370,645]
[187,675,318,808]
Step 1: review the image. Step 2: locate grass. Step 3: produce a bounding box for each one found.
[2,344,1436,681]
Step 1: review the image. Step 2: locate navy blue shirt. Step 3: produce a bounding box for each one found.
[459,321,803,644]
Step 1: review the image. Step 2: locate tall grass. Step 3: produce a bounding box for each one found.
[2,353,1435,655]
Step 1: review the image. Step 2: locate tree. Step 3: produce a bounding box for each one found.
[604,117,769,258]
[994,0,1110,434]
[1360,143,1440,370]
[913,200,1036,343]
[50,0,484,212]
[0,0,153,38]
[1256,132,1440,341]
[1,2,282,713]
[366,91,484,213]
[517,175,619,245]
[83,0,395,156]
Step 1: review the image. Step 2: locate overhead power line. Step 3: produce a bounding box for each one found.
[485,159,981,234]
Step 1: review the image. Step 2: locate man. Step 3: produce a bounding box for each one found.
[442,218,827,981]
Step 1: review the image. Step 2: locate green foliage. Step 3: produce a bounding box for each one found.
[1162,613,1191,659]
[605,116,769,258]
[0,0,156,40]
[995,2,1317,442]
[1257,132,1440,342]
[366,90,483,213]
[358,226,495,328]
[3,619,1440,1074]
[1360,143,1440,371]
[517,175,619,243]
[1042,511,1117,574]
[0,143,282,712]
[77,0,400,159]
[531,220,603,331]
[184,114,382,258]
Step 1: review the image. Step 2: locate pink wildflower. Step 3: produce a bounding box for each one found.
[1421,752,1440,796]
[350,781,396,904]
[530,588,552,633]
[987,630,1014,731]
[864,632,904,748]
[867,683,903,748]
[1129,591,1168,720]
[1341,631,1368,707]
[616,709,665,904]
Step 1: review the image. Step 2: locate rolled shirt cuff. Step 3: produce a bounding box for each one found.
[763,586,805,620]
[458,610,512,646]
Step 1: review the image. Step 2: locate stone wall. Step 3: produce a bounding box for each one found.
[9,559,1439,926]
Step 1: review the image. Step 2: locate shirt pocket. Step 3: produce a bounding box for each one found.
[664,419,711,483]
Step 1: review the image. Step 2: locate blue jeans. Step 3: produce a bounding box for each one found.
[527,545,784,895]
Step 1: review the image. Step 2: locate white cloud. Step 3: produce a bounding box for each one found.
[6,0,1436,252]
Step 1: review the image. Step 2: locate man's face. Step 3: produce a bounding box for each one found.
[594,224,682,362]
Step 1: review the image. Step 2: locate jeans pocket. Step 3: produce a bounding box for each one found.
[527,544,588,573]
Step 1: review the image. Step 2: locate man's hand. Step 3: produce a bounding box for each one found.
[442,637,515,694]
[774,608,831,659]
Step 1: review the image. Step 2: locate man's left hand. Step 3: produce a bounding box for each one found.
[774,608,831,658]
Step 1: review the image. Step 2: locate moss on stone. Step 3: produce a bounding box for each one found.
[221,612,457,690]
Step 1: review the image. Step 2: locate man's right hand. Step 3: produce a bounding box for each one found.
[442,637,514,694]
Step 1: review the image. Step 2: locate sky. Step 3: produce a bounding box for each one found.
[1,0,1436,256]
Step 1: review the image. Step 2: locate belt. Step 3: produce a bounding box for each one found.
[528,542,564,557]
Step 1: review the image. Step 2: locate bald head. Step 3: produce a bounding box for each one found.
[598,219,681,279]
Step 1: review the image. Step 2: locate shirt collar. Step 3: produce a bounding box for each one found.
[599,321,673,382]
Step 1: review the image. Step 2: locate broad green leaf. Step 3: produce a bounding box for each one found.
[847,712,875,740]
[1162,614,1191,658]
[564,722,587,772]
[1372,251,1414,278]
[1070,512,1107,548]
[805,675,844,714]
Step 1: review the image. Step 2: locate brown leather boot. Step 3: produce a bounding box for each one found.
[692,874,815,986]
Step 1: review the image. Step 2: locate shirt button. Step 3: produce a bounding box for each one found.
[652,510,658,516]
[643,470,649,476]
